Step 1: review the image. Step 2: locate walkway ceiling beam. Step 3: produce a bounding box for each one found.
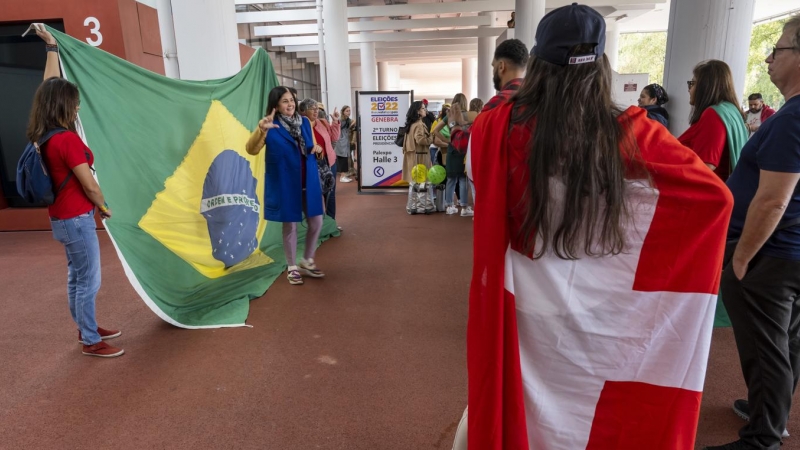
[255,16,492,37]
[236,0,514,24]
[294,48,478,59]
[282,38,478,53]
[271,27,505,47]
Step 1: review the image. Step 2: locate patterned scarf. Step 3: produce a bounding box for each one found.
[278,113,307,155]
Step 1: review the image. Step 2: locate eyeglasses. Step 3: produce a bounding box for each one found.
[686,80,696,90]
[771,46,797,59]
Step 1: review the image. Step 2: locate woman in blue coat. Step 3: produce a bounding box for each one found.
[247,86,326,285]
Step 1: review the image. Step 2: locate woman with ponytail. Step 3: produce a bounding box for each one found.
[638,83,670,128]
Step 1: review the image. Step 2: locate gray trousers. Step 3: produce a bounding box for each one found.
[282,215,323,266]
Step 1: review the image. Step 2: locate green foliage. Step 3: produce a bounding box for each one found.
[745,20,786,109]
[618,20,787,109]
[618,32,667,86]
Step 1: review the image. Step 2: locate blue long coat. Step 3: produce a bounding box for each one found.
[263,117,324,222]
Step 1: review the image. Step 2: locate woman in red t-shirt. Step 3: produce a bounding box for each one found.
[31,26,123,358]
[678,60,747,181]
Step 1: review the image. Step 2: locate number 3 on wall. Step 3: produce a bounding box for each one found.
[84,17,103,47]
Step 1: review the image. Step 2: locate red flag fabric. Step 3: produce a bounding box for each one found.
[467,103,733,449]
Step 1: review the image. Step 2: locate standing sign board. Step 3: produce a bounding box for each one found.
[611,71,650,108]
[356,91,413,190]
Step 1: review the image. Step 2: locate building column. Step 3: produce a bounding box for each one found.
[361,42,378,91]
[170,0,239,80]
[389,65,400,91]
[360,18,378,92]
[663,0,756,135]
[605,20,620,72]
[477,12,497,102]
[462,58,477,99]
[515,0,545,51]
[378,61,390,91]
[155,0,179,78]
[322,0,352,110]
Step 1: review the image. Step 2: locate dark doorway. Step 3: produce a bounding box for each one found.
[0,21,65,207]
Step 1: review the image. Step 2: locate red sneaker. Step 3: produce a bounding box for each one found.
[82,341,124,358]
[78,327,122,344]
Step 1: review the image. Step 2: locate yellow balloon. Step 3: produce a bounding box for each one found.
[411,164,428,184]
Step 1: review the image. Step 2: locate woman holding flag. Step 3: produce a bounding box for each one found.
[29,25,123,357]
[460,4,733,448]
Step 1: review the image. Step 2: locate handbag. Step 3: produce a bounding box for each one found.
[395,126,406,147]
[317,153,335,195]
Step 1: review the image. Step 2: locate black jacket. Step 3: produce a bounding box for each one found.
[642,105,669,128]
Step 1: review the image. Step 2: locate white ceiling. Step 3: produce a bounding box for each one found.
[617,0,800,33]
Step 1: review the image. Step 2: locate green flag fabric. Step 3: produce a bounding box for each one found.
[711,101,748,171]
[50,28,337,328]
[709,101,747,328]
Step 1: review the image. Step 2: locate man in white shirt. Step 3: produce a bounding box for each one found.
[746,93,776,137]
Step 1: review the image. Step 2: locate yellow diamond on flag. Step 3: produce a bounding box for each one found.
[139,100,273,279]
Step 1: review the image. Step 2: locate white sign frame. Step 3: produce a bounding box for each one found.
[356,90,413,191]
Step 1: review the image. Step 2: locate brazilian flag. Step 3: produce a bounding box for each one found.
[50,28,337,328]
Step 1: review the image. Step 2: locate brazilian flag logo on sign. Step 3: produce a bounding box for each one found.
[50,29,338,328]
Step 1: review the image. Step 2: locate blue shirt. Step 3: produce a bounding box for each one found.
[727,95,800,260]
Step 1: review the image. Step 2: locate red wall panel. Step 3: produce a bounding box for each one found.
[239,44,256,68]
[0,0,165,229]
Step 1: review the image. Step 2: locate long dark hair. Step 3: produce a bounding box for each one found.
[266,86,295,117]
[690,60,744,125]
[511,45,641,259]
[27,77,80,142]
[404,101,424,131]
[643,83,669,106]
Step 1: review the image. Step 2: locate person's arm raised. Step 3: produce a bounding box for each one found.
[35,25,61,80]
[246,109,278,155]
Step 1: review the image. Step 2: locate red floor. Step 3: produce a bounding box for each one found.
[0,182,798,449]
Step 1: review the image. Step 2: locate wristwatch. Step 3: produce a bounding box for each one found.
[449,121,457,128]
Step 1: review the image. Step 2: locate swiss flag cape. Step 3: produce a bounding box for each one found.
[468,103,733,449]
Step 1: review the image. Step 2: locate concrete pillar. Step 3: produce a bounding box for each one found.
[478,37,495,102]
[155,0,179,78]
[378,61,390,91]
[478,12,497,102]
[322,0,352,111]
[350,63,361,106]
[663,0,756,135]
[360,18,378,91]
[360,42,378,91]
[605,20,620,72]
[389,65,400,90]
[170,0,240,80]
[462,58,477,100]
[515,0,545,51]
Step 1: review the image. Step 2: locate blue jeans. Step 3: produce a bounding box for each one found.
[326,162,337,219]
[50,210,102,345]
[445,175,468,207]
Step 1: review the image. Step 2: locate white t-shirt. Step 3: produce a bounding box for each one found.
[746,110,762,138]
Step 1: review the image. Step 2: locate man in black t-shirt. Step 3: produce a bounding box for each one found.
[706,16,800,450]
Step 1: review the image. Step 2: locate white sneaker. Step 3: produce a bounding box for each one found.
[446,206,459,215]
[340,176,353,183]
[460,206,474,217]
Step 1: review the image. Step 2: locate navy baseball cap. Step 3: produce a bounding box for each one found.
[532,3,606,66]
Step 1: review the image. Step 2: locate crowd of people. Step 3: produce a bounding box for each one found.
[23,7,800,450]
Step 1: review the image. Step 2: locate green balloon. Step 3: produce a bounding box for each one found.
[428,165,446,184]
